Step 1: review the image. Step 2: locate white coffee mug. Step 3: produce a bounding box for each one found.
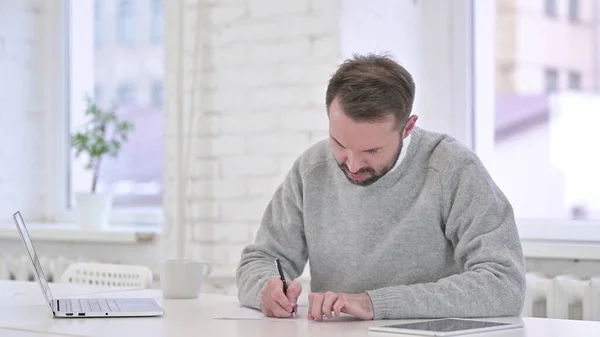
[159,259,212,299]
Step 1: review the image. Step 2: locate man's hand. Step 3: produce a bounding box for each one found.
[308,292,374,321]
[260,277,302,318]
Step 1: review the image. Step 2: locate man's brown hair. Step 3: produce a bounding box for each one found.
[325,53,416,129]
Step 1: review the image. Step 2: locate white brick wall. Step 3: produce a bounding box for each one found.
[162,0,341,277]
[0,0,47,219]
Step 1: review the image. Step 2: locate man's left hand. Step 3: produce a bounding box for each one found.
[307,291,374,321]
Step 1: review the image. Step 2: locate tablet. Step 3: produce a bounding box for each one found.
[368,318,524,336]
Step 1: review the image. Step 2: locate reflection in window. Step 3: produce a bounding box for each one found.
[69,0,165,209]
[94,85,102,107]
[492,2,600,221]
[568,71,581,90]
[545,0,557,17]
[151,0,164,43]
[94,0,102,47]
[117,83,135,106]
[545,68,558,93]
[568,0,579,22]
[117,0,134,45]
[151,82,163,106]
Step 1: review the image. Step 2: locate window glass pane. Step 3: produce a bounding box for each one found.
[151,82,163,106]
[69,0,164,208]
[569,0,579,21]
[568,71,581,90]
[151,0,163,43]
[545,68,558,93]
[117,0,134,45]
[94,84,102,106]
[94,0,102,46]
[545,0,557,17]
[493,1,600,221]
[117,82,136,106]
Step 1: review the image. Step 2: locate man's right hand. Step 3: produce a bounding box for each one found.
[260,277,302,317]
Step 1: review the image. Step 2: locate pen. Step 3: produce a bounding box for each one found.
[275,258,294,314]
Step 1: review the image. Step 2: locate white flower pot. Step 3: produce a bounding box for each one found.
[74,192,112,229]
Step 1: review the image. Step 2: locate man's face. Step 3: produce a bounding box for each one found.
[328,98,411,186]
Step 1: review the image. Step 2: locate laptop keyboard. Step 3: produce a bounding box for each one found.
[64,299,120,312]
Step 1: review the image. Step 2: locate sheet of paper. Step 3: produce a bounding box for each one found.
[214,305,309,320]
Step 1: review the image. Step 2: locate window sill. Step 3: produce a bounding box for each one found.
[0,222,160,244]
[517,221,600,260]
[522,240,600,261]
[2,222,599,260]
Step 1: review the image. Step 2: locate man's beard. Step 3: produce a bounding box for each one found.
[338,137,404,186]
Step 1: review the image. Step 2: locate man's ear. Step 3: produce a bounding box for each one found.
[402,115,418,138]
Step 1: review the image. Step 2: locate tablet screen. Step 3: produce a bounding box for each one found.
[383,319,512,333]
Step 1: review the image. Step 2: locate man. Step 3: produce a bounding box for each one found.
[235,53,526,321]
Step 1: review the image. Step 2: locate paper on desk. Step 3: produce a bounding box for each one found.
[214,305,309,320]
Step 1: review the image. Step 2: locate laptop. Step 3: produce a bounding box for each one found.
[12,211,164,318]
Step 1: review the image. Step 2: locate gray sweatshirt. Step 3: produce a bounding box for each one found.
[235,126,526,319]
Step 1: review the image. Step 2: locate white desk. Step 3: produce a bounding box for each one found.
[0,328,73,337]
[2,280,600,337]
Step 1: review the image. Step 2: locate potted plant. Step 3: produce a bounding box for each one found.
[71,94,135,229]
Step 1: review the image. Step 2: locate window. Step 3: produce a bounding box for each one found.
[68,0,164,215]
[545,0,557,17]
[94,0,101,47]
[151,82,163,106]
[545,68,559,93]
[94,85,102,107]
[117,83,136,106]
[488,1,600,225]
[568,71,581,90]
[151,0,164,43]
[117,0,134,45]
[568,0,579,22]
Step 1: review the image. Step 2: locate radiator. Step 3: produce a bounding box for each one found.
[0,253,221,293]
[0,253,83,283]
[525,272,600,321]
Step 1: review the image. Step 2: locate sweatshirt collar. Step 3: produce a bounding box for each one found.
[390,133,412,172]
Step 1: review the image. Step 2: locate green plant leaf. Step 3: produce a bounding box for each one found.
[70,93,136,192]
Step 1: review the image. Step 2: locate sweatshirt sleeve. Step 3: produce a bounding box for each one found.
[235,161,308,310]
[366,155,526,319]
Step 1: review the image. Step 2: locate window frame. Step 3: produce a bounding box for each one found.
[43,0,162,227]
[471,0,600,247]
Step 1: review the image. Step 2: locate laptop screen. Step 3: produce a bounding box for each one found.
[13,211,54,308]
